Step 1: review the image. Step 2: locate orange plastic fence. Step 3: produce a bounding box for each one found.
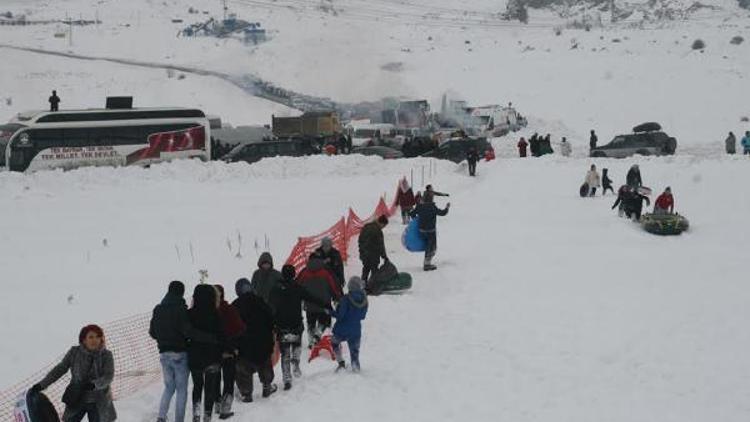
[0,180,404,420]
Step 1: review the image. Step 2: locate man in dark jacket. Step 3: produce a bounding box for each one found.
[48,90,60,112]
[310,236,345,289]
[232,278,277,401]
[626,164,642,188]
[589,130,598,151]
[297,257,342,348]
[612,185,650,220]
[357,215,389,282]
[466,147,479,177]
[410,191,450,271]
[149,280,205,422]
[251,252,283,308]
[270,265,331,390]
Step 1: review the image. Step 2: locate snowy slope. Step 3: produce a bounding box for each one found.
[2,153,750,421]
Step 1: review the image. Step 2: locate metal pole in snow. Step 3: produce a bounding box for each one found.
[421,165,425,187]
[410,169,414,188]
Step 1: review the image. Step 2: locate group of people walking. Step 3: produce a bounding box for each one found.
[31,241,370,422]
[516,134,572,158]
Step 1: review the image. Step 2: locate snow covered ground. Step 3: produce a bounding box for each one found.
[1,0,750,420]
[2,153,749,421]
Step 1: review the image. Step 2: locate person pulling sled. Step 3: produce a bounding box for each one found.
[409,191,450,271]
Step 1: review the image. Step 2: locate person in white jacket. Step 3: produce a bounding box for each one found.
[560,137,572,157]
[585,164,601,196]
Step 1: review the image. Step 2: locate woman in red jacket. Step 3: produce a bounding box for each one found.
[654,187,674,214]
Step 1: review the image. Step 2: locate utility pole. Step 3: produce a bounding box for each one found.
[67,13,73,47]
[222,0,228,20]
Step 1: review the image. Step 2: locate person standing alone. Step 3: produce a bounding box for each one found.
[49,90,61,112]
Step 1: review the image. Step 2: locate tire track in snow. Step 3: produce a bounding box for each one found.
[0,43,338,112]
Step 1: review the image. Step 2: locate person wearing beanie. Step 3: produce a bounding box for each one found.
[150,280,216,422]
[654,187,675,214]
[329,276,369,373]
[232,278,277,402]
[310,236,345,289]
[269,264,332,390]
[409,190,450,271]
[32,324,117,421]
[296,257,342,349]
[358,215,389,282]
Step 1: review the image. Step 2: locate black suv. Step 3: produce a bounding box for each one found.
[222,139,315,164]
[422,137,493,163]
[591,123,677,158]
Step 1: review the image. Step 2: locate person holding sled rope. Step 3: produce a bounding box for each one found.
[410,191,450,271]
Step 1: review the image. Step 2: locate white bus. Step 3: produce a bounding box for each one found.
[3,107,211,172]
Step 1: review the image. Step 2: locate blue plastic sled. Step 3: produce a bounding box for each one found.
[402,217,426,252]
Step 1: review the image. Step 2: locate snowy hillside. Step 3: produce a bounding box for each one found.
[2,154,750,421]
[1,0,750,421]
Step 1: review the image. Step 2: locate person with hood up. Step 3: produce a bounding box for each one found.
[409,191,450,271]
[310,237,345,289]
[297,257,343,348]
[270,265,332,390]
[357,215,389,282]
[560,137,572,157]
[517,137,528,157]
[232,278,277,402]
[725,132,737,154]
[212,285,246,419]
[395,178,417,224]
[654,187,674,214]
[187,284,224,422]
[329,277,369,373]
[529,133,540,157]
[742,131,750,155]
[601,168,614,195]
[32,324,116,422]
[251,252,283,308]
[585,164,601,197]
[150,280,216,422]
[466,146,480,177]
[626,164,643,189]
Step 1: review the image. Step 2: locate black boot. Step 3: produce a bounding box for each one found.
[262,384,278,398]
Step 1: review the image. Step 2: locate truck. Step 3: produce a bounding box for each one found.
[272,111,342,139]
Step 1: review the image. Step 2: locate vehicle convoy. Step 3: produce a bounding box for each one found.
[2,101,211,172]
[222,138,315,164]
[272,111,342,141]
[590,122,677,158]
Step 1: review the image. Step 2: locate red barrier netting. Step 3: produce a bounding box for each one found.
[1,179,406,419]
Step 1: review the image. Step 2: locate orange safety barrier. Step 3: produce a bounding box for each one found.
[1,179,407,420]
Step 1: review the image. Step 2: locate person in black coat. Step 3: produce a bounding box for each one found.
[409,191,450,271]
[466,147,479,177]
[149,280,216,422]
[612,185,650,220]
[589,130,598,151]
[357,216,389,282]
[48,90,60,112]
[310,237,345,288]
[232,278,277,401]
[626,164,643,188]
[187,284,224,422]
[602,168,614,195]
[270,265,331,390]
[529,133,539,157]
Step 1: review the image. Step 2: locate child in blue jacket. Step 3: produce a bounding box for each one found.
[330,276,369,372]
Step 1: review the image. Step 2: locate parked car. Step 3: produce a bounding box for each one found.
[590,123,677,158]
[222,139,315,164]
[352,146,404,159]
[421,137,493,163]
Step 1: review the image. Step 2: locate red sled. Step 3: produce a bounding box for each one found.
[308,334,336,362]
